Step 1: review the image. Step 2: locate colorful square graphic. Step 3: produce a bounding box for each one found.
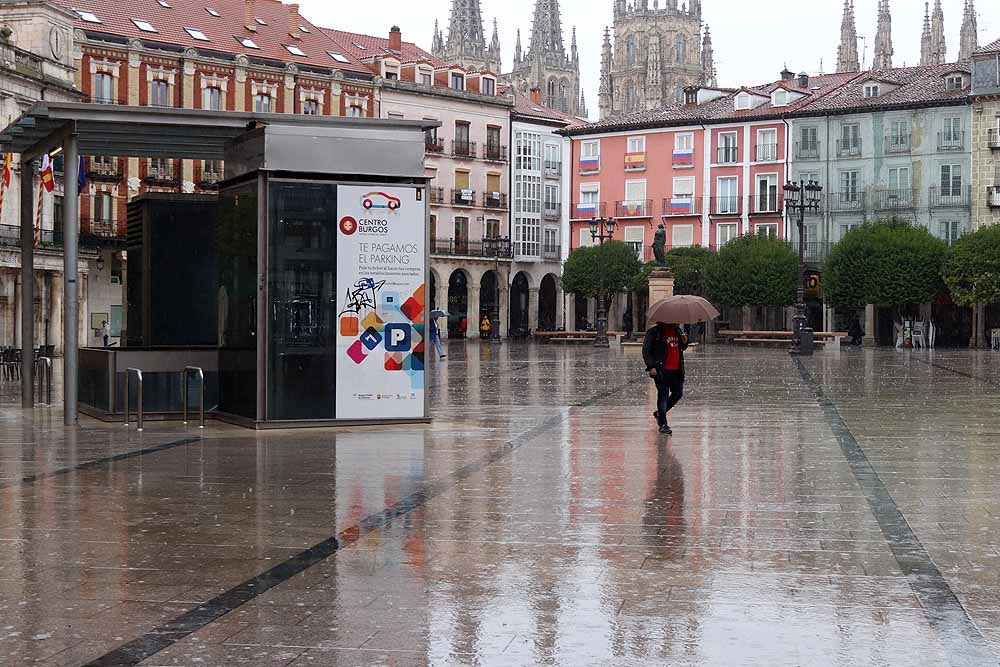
[385,353,404,371]
[340,316,359,337]
[400,297,423,323]
[347,340,368,365]
[381,291,401,313]
[362,312,385,330]
[384,323,412,352]
[360,327,383,351]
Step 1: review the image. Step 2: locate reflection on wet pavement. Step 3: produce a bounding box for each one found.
[2,343,1000,665]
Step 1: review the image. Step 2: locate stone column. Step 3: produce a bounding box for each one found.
[467,286,480,339]
[435,278,449,339]
[554,281,565,331]
[498,274,509,337]
[565,293,575,332]
[863,303,876,345]
[13,273,22,349]
[50,273,64,356]
[79,271,89,346]
[528,287,539,333]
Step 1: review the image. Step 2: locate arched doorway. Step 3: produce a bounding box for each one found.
[575,294,590,330]
[509,272,530,336]
[480,271,499,336]
[447,270,468,338]
[429,271,438,311]
[539,275,558,332]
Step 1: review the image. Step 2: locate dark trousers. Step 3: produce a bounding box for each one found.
[654,372,684,425]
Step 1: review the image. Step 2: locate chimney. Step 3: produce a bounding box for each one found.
[245,0,257,32]
[389,26,402,52]
[530,87,542,105]
[288,4,301,39]
[780,65,794,80]
[797,72,809,88]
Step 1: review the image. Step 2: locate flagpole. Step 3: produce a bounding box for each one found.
[34,174,43,249]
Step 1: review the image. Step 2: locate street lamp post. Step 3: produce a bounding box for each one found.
[589,216,617,349]
[782,179,823,355]
[484,236,505,344]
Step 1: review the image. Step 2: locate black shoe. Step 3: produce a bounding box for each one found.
[659,423,673,435]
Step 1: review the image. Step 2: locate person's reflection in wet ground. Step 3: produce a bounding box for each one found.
[642,441,686,561]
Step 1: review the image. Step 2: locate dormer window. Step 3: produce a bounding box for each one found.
[945,74,966,90]
[132,19,158,33]
[685,89,697,105]
[419,68,433,86]
[450,72,465,91]
[772,89,788,107]
[482,77,496,96]
[864,83,880,98]
[735,92,751,111]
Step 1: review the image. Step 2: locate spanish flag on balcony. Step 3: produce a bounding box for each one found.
[672,149,694,167]
[624,152,646,170]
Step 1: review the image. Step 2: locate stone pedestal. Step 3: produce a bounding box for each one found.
[863,304,876,345]
[648,267,675,305]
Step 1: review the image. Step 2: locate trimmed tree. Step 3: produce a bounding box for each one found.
[823,220,948,311]
[561,240,644,300]
[635,246,712,296]
[943,224,1000,307]
[705,234,799,307]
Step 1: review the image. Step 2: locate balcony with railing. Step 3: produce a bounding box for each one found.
[0,42,45,80]
[572,201,607,220]
[89,159,120,183]
[749,193,783,215]
[989,129,1000,150]
[938,132,965,151]
[425,136,445,153]
[81,218,127,247]
[483,143,507,162]
[885,135,911,154]
[830,192,865,213]
[145,162,178,187]
[709,196,742,217]
[836,139,862,158]
[795,141,819,160]
[429,187,445,204]
[543,200,561,220]
[483,192,508,210]
[615,199,653,218]
[717,146,739,164]
[542,243,561,261]
[988,186,1000,208]
[430,237,512,258]
[873,189,915,210]
[544,160,562,176]
[451,140,477,159]
[930,186,971,208]
[0,224,59,248]
[661,196,700,217]
[624,152,646,171]
[452,188,477,207]
[755,143,778,162]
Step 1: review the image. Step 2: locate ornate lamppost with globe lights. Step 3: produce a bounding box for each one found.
[782,179,823,355]
[589,215,617,348]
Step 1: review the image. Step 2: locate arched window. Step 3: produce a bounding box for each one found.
[625,81,637,112]
[547,79,558,108]
[559,81,568,111]
[626,35,639,66]
[675,34,687,64]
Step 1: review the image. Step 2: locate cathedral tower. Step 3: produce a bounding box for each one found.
[959,0,979,60]
[505,0,584,116]
[872,0,893,70]
[432,0,501,73]
[837,0,860,72]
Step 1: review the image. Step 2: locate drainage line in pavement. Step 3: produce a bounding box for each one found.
[793,358,996,666]
[80,374,647,667]
[0,436,203,491]
[914,358,1000,390]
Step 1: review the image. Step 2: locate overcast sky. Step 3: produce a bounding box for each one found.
[299,0,999,119]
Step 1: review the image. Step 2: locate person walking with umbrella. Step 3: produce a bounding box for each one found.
[643,295,719,435]
[430,309,447,360]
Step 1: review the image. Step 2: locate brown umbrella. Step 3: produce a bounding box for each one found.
[646,295,720,325]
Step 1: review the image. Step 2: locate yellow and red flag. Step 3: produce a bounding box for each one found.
[40,155,55,193]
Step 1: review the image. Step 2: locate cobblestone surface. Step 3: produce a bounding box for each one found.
[1,343,999,666]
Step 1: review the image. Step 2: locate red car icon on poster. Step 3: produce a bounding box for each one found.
[361,192,402,211]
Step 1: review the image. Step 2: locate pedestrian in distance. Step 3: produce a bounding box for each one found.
[623,303,634,340]
[481,315,492,339]
[429,316,446,360]
[643,321,689,435]
[101,320,110,349]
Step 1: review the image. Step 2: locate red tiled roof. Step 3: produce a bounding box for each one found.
[323,28,444,68]
[60,0,372,76]
[800,62,970,114]
[976,38,1000,55]
[511,92,586,127]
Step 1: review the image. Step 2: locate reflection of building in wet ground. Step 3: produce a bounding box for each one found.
[5,345,1000,664]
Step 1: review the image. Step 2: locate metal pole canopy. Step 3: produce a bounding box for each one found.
[63,134,79,425]
[20,159,34,408]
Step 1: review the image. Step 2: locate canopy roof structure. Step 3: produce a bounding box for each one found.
[0,101,434,161]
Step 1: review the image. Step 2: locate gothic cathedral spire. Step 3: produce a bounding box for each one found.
[931,0,946,63]
[920,3,933,65]
[528,0,567,60]
[432,0,499,72]
[506,0,582,115]
[837,0,860,73]
[701,26,716,87]
[960,0,978,60]
[598,27,613,120]
[872,0,893,70]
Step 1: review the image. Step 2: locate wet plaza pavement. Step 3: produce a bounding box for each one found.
[2,343,1000,666]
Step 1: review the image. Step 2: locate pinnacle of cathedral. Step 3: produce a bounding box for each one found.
[960,0,978,60]
[701,26,717,87]
[872,0,893,71]
[514,29,523,64]
[571,26,578,63]
[432,20,445,56]
[598,26,613,119]
[528,0,568,65]
[837,0,860,72]
[931,0,946,63]
[920,3,932,65]
[579,88,589,119]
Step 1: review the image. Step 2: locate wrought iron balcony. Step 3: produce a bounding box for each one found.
[451,140,476,158]
[0,224,59,248]
[483,192,508,210]
[661,196,700,217]
[430,237,512,258]
[544,160,562,176]
[89,160,120,182]
[938,132,965,151]
[81,218,127,248]
[873,189,914,210]
[571,201,607,220]
[885,135,911,154]
[795,141,819,160]
[755,143,778,162]
[429,187,445,204]
[543,201,561,220]
[987,186,1000,208]
[717,146,739,164]
[542,244,561,260]
[709,196,742,217]
[749,194,783,215]
[830,192,865,212]
[483,143,507,162]
[929,186,971,208]
[989,129,1000,150]
[615,199,653,218]
[425,136,445,153]
[836,140,862,158]
[451,188,477,207]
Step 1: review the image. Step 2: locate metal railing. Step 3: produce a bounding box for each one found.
[662,197,701,217]
[717,146,740,164]
[571,201,607,220]
[709,196,742,216]
[483,143,507,162]
[749,194,783,215]
[989,129,1000,150]
[451,140,476,158]
[452,189,477,206]
[987,186,1000,208]
[430,238,512,258]
[755,143,778,162]
[183,366,205,429]
[125,368,144,431]
[615,199,653,218]
[429,186,444,204]
[0,224,58,247]
[425,137,445,153]
[885,135,911,154]
[795,141,819,160]
[929,186,971,208]
[544,160,562,176]
[836,140,862,158]
[543,202,561,220]
[483,192,508,210]
[830,192,865,212]
[35,357,52,406]
[542,245,561,260]
[873,189,915,210]
[937,132,965,151]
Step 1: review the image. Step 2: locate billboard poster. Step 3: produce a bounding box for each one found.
[336,185,426,420]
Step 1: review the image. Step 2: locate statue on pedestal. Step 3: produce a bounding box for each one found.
[652,223,667,265]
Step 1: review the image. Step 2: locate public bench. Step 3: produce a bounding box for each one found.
[534,331,623,344]
[719,330,848,347]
